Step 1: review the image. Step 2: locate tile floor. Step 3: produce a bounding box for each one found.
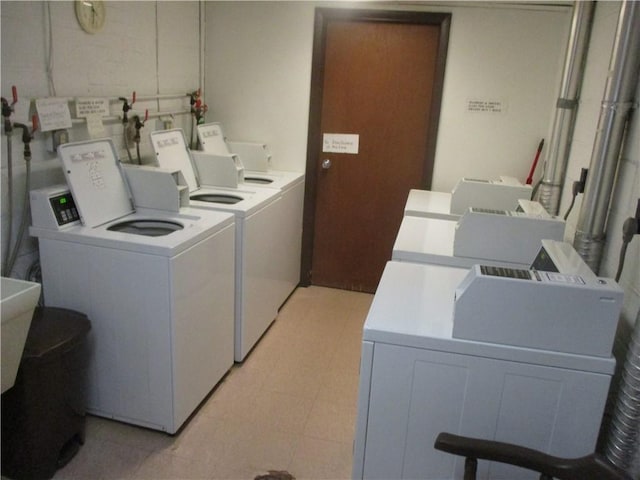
[50,286,373,480]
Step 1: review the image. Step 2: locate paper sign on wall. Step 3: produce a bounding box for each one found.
[85,113,107,139]
[323,133,359,154]
[35,98,72,132]
[75,98,110,118]
[466,98,508,114]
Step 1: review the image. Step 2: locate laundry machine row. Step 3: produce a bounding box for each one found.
[196,121,305,309]
[350,180,624,478]
[30,139,235,434]
[149,128,295,362]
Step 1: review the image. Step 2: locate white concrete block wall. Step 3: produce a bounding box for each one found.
[204,1,314,173]
[204,1,571,189]
[0,1,203,279]
[431,5,570,191]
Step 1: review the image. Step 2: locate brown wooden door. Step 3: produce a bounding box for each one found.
[302,9,450,293]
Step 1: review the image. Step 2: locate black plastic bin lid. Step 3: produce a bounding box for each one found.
[22,307,91,361]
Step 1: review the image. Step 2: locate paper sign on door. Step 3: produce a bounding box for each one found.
[323,133,359,154]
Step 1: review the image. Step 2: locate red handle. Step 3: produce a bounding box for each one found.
[526,139,544,185]
[144,109,149,122]
[131,91,136,105]
[31,114,38,133]
[12,86,18,105]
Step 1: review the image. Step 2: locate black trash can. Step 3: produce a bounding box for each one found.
[2,306,91,480]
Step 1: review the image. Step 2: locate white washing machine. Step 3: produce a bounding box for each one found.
[29,139,236,434]
[150,129,284,362]
[197,122,305,305]
[197,121,303,188]
[392,202,566,268]
[404,177,532,220]
[353,260,620,479]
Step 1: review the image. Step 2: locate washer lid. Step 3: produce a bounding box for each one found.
[197,122,230,155]
[150,129,199,193]
[58,139,134,228]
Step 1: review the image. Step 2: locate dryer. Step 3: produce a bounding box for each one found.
[150,128,283,362]
[404,176,532,220]
[353,260,619,479]
[29,139,236,434]
[392,200,565,268]
[197,122,304,305]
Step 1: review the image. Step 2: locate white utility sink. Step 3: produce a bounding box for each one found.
[1,277,41,393]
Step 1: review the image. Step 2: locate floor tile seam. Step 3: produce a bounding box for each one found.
[151,447,231,476]
[266,352,336,376]
[300,400,356,442]
[82,434,161,458]
[231,433,302,474]
[126,448,218,480]
[204,414,305,450]
[295,434,354,451]
[301,424,356,444]
[311,393,360,412]
[259,384,323,404]
[92,427,180,452]
[248,392,316,434]
[55,437,155,480]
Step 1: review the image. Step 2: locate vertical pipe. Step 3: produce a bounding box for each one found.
[537,1,595,215]
[606,310,640,476]
[573,0,640,273]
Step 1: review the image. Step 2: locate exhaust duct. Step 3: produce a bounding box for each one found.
[606,309,640,476]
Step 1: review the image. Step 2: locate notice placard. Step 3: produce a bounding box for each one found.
[86,113,107,139]
[466,99,507,114]
[75,98,110,118]
[322,133,359,154]
[35,98,72,132]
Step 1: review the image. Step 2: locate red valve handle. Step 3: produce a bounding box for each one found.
[195,99,202,109]
[144,109,149,122]
[12,86,18,105]
[31,114,38,133]
[131,91,136,105]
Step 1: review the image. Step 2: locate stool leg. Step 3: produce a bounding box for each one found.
[464,457,478,480]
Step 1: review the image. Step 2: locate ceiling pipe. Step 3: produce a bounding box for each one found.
[537,1,595,215]
[573,0,640,274]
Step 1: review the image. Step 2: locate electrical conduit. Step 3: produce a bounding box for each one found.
[537,1,595,215]
[573,0,640,273]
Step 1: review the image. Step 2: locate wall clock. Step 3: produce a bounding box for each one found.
[75,1,106,34]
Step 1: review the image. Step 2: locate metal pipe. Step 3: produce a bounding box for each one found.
[606,309,640,476]
[70,108,192,125]
[537,1,595,215]
[573,0,640,273]
[107,93,192,104]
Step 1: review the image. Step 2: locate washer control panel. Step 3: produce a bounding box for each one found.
[49,192,79,226]
[30,185,82,230]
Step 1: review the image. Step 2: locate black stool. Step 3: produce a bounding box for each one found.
[2,306,91,480]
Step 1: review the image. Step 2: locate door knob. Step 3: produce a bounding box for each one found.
[322,159,332,169]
